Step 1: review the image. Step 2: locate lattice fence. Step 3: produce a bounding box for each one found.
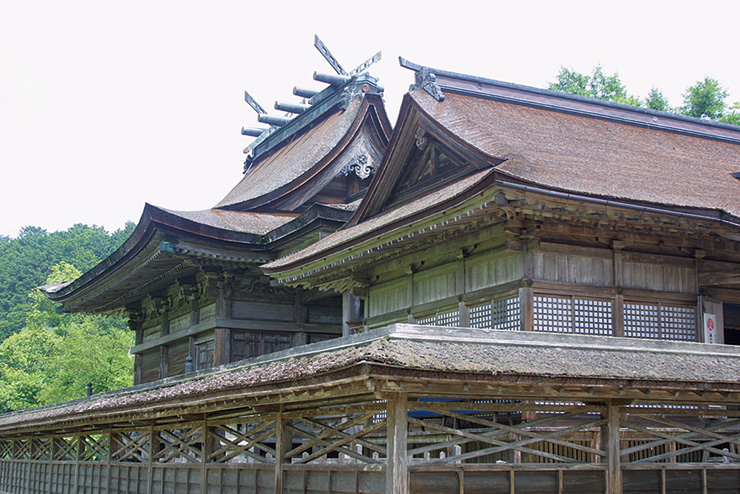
[208,416,278,464]
[406,401,606,465]
[4,400,740,493]
[621,408,740,463]
[284,404,388,465]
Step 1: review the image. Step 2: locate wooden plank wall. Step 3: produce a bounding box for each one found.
[366,237,703,333]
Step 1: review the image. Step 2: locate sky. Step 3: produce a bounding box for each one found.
[1,0,739,238]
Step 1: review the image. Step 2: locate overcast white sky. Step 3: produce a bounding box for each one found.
[1,1,739,238]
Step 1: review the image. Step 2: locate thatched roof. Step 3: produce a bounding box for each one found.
[3,325,740,434]
[408,71,740,220]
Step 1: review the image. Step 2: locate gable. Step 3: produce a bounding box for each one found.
[384,130,481,210]
[349,94,503,225]
[260,107,389,212]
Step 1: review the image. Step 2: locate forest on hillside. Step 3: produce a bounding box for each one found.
[0,223,136,412]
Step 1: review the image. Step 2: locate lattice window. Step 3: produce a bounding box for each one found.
[493,297,521,331]
[534,296,574,333]
[470,297,521,331]
[624,304,659,339]
[470,303,492,328]
[624,303,696,341]
[574,298,612,335]
[662,306,697,341]
[533,296,613,335]
[417,308,459,327]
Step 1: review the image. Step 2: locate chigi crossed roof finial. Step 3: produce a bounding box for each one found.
[241,35,383,168]
[314,34,381,77]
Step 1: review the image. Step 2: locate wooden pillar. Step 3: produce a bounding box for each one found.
[146,425,155,494]
[134,354,143,386]
[612,241,625,337]
[459,300,470,327]
[74,434,83,493]
[190,299,201,326]
[603,401,622,494]
[200,417,210,494]
[161,309,170,336]
[386,394,409,494]
[214,272,232,366]
[343,291,363,336]
[274,411,292,494]
[214,328,230,366]
[519,286,534,331]
[614,293,624,337]
[105,428,113,494]
[159,345,168,379]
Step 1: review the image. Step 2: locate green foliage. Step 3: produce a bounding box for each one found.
[0,221,136,340]
[549,67,591,97]
[0,263,134,412]
[550,67,738,126]
[549,65,638,105]
[681,77,727,119]
[0,222,136,411]
[720,102,740,126]
[645,88,671,112]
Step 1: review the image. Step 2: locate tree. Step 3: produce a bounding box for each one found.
[0,262,133,411]
[0,222,136,340]
[645,88,671,112]
[549,65,639,105]
[681,77,728,120]
[549,67,738,126]
[720,102,740,126]
[549,67,592,97]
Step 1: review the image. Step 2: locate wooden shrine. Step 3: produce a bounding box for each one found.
[39,51,391,385]
[3,49,740,494]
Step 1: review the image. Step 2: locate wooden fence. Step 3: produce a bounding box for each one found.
[2,399,740,493]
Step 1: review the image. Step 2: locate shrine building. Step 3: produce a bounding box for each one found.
[2,45,740,494]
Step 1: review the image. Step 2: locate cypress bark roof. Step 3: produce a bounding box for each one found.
[216,98,363,210]
[409,88,740,219]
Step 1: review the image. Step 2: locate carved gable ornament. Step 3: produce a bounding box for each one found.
[340,151,376,179]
